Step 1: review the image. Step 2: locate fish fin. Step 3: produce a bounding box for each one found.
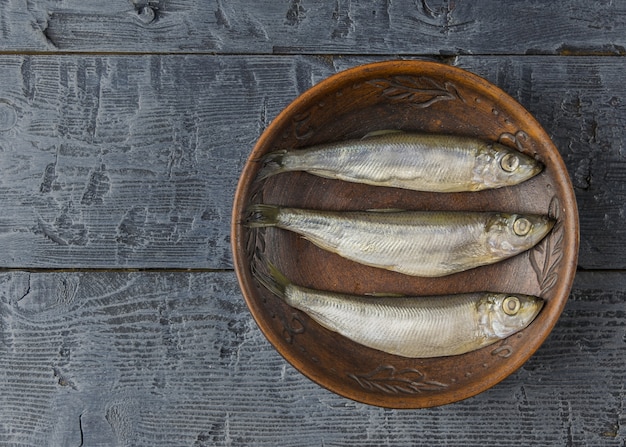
[365,208,406,213]
[361,129,405,139]
[301,234,340,252]
[251,260,291,300]
[256,150,288,181]
[244,204,280,228]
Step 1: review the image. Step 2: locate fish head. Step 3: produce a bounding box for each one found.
[485,213,556,258]
[479,293,544,339]
[475,143,543,189]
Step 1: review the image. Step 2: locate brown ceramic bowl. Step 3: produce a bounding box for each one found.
[231,60,579,408]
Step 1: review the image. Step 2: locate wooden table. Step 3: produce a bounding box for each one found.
[0,2,624,445]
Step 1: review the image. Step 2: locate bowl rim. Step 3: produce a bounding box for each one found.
[231,59,580,408]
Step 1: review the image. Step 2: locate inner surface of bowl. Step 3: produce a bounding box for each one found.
[232,60,579,408]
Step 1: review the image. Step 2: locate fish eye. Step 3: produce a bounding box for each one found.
[503,296,521,315]
[513,217,532,236]
[500,153,520,172]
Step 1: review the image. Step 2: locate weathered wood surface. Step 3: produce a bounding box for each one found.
[1,0,626,55]
[0,271,623,446]
[0,1,624,445]
[0,54,623,269]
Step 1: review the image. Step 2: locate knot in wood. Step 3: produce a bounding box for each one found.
[0,102,17,132]
[136,5,156,24]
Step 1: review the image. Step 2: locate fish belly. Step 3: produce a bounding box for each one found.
[287,289,490,358]
[276,209,491,277]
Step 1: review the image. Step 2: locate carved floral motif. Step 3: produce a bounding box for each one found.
[491,342,514,359]
[530,196,564,297]
[368,76,464,107]
[498,130,531,152]
[280,313,306,344]
[348,365,447,394]
[291,111,315,141]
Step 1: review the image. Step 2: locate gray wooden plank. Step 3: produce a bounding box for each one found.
[0,54,623,269]
[0,270,623,446]
[2,0,626,55]
[0,55,302,269]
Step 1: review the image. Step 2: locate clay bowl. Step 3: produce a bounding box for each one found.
[231,60,579,408]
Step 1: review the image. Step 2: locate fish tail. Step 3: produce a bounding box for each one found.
[256,150,288,180]
[244,204,281,228]
[251,260,291,300]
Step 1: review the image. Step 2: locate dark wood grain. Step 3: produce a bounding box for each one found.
[0,0,622,444]
[1,1,626,55]
[0,54,622,269]
[0,271,622,446]
[0,55,298,269]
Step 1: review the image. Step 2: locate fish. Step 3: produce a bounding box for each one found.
[245,205,555,277]
[253,262,544,358]
[257,131,542,192]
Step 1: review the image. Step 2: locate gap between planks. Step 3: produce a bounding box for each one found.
[0,50,624,58]
[0,267,235,273]
[0,267,623,274]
